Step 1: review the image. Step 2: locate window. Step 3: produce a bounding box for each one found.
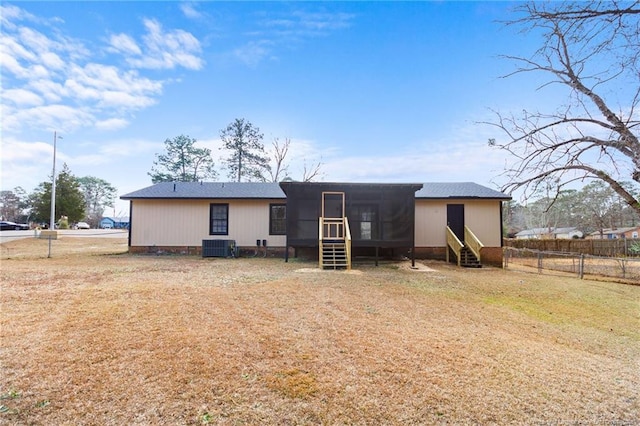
[633,231,638,239]
[351,205,378,240]
[270,204,286,235]
[210,204,229,235]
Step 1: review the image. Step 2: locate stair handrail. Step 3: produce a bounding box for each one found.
[446,226,464,267]
[318,218,324,268]
[322,217,345,240]
[464,226,484,264]
[344,216,352,270]
[319,216,351,270]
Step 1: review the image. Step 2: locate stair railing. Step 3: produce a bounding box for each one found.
[464,226,484,264]
[318,219,324,268]
[318,216,352,270]
[322,217,345,239]
[446,226,464,267]
[344,217,352,270]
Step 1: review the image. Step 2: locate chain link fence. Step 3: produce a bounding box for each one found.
[504,247,640,283]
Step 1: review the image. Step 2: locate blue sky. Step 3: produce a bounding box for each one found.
[1,1,551,215]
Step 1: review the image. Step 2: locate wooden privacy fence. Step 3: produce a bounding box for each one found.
[504,238,640,257]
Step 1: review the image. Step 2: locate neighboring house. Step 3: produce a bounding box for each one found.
[586,227,640,239]
[120,181,510,267]
[514,227,583,240]
[100,216,130,229]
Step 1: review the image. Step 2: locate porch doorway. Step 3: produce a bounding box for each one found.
[447,204,465,242]
[322,192,345,219]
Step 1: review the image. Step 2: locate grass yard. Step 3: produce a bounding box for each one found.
[1,237,639,425]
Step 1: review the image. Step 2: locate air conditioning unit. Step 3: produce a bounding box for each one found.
[202,239,236,257]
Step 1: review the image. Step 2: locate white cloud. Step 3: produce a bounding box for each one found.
[0,137,55,193]
[8,104,95,133]
[1,31,38,63]
[233,40,275,67]
[27,79,65,102]
[40,51,65,70]
[291,11,354,32]
[180,2,204,20]
[2,88,43,107]
[96,138,159,157]
[1,6,202,136]
[0,4,32,26]
[19,27,54,56]
[108,33,141,56]
[95,118,129,131]
[320,141,508,189]
[100,90,156,109]
[119,19,204,70]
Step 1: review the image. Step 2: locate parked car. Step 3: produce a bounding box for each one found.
[0,221,29,231]
[74,222,90,230]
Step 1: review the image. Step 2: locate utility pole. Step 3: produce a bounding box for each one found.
[50,131,61,230]
[48,131,62,258]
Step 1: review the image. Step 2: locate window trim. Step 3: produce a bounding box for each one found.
[269,203,286,235]
[209,203,229,235]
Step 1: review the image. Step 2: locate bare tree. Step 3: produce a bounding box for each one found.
[267,137,291,182]
[301,158,323,182]
[266,137,324,182]
[486,1,640,215]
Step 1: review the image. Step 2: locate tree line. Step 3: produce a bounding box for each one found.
[1,165,117,228]
[504,180,640,238]
[0,118,320,227]
[148,118,322,184]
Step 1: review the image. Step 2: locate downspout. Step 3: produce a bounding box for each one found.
[499,201,504,246]
[128,200,132,249]
[284,199,289,262]
[411,194,416,268]
[499,200,504,269]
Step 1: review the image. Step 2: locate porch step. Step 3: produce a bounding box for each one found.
[460,246,482,268]
[322,242,348,269]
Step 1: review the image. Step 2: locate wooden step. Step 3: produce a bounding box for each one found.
[321,242,348,269]
[460,247,482,268]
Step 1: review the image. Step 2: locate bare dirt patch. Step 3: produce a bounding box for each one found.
[1,237,639,425]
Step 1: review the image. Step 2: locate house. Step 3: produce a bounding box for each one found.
[279,182,422,268]
[100,216,130,229]
[414,182,510,267]
[514,227,583,240]
[120,181,510,267]
[586,226,640,239]
[120,182,287,253]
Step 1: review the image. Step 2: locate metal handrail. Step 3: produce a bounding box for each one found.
[446,226,464,267]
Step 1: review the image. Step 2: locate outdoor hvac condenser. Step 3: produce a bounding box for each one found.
[202,240,236,257]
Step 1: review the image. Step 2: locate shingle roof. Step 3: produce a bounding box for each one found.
[515,227,579,237]
[587,227,639,236]
[121,181,510,200]
[279,181,424,194]
[415,182,510,199]
[120,182,286,199]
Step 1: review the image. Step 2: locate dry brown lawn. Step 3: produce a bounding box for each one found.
[1,237,639,425]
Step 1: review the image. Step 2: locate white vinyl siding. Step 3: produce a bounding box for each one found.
[415,199,502,248]
[129,199,286,247]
